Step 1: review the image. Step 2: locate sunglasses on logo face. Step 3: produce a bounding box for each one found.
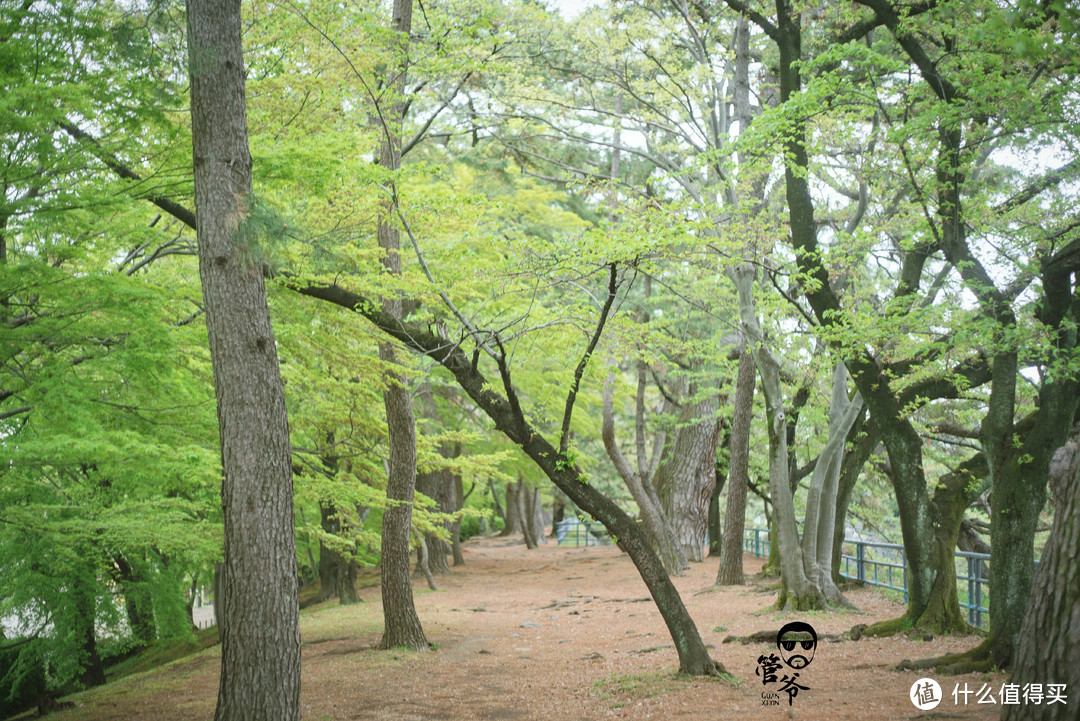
[781,640,815,651]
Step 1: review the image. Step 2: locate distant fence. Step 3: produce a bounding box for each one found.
[742,527,995,628]
[555,518,612,547]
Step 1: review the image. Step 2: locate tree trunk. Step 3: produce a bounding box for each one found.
[416,381,454,574]
[374,0,427,653]
[413,531,437,591]
[652,393,722,563]
[377,355,428,650]
[72,563,106,688]
[602,367,688,574]
[114,552,156,646]
[185,2,301,717]
[707,481,722,557]
[525,485,547,545]
[550,491,566,540]
[518,476,537,549]
[733,264,842,610]
[717,339,754,585]
[313,503,342,603]
[500,481,521,537]
[1003,439,1080,721]
[451,473,465,565]
[800,363,862,606]
[831,415,876,584]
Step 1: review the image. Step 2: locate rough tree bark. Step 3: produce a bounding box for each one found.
[516,477,537,549]
[185,1,301,717]
[652,391,723,563]
[451,473,465,565]
[1002,437,1080,721]
[374,0,428,652]
[717,339,754,585]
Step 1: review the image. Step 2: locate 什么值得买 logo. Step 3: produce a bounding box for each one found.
[756,621,818,706]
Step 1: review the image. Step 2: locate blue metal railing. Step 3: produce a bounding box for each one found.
[742,528,997,628]
[555,518,611,547]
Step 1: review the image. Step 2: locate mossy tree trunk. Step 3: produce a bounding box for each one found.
[1003,439,1080,721]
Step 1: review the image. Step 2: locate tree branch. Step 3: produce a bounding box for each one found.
[559,263,618,454]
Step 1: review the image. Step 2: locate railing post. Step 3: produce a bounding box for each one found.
[972,556,980,626]
[856,542,865,583]
[901,549,908,604]
[973,558,984,628]
[754,529,760,557]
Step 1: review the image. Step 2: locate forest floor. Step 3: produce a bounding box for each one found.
[39,536,1005,721]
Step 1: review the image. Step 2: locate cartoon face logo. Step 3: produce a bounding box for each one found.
[776,621,817,670]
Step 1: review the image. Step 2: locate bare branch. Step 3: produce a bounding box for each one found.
[559,263,618,454]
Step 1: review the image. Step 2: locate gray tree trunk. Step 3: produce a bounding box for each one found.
[500,481,521,537]
[717,339,754,585]
[517,477,537,549]
[733,264,823,610]
[185,1,301,717]
[602,365,688,574]
[652,392,722,563]
[800,362,862,607]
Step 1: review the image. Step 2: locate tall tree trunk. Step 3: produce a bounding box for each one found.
[717,339,754,585]
[733,264,831,610]
[416,381,454,574]
[314,503,360,605]
[500,481,521,537]
[1003,438,1080,721]
[524,485,547,546]
[550,491,566,540]
[374,0,427,652]
[518,477,537,549]
[72,562,106,688]
[652,392,722,563]
[185,2,300,717]
[451,474,465,565]
[800,363,862,606]
[831,415,876,584]
[113,552,156,646]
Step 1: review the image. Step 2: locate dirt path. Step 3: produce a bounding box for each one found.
[53,536,1005,721]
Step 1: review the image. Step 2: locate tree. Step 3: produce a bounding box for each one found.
[716,338,754,585]
[372,0,429,652]
[1003,436,1080,721]
[297,264,727,676]
[185,1,300,718]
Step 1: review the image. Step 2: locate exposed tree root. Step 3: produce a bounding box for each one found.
[897,639,1000,675]
[856,615,915,638]
[722,629,850,645]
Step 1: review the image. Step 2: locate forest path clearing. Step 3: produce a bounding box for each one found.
[47,536,1002,721]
